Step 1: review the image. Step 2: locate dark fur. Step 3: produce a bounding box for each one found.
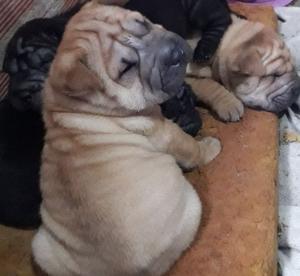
[3,4,84,112]
[1,2,204,228]
[0,5,83,229]
[0,100,44,228]
[125,0,232,62]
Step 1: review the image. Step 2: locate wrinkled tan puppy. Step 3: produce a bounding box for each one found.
[187,15,300,121]
[32,2,221,276]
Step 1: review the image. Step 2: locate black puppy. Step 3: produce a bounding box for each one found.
[125,0,232,63]
[0,100,44,228]
[0,5,84,229]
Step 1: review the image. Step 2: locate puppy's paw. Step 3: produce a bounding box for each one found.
[193,45,214,64]
[197,137,221,166]
[214,97,244,122]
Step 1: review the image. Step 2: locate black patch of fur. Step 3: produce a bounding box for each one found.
[0,5,82,229]
[0,100,44,228]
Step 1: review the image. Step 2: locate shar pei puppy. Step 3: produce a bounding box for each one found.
[186,15,300,121]
[32,2,221,276]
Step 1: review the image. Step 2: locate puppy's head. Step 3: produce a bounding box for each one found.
[215,20,299,113]
[3,18,61,112]
[47,3,192,114]
[229,72,300,113]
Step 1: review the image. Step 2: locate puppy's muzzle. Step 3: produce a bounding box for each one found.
[163,45,186,66]
[138,28,192,97]
[269,74,300,113]
[158,34,192,96]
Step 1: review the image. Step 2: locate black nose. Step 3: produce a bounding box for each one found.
[169,47,184,65]
[163,46,185,66]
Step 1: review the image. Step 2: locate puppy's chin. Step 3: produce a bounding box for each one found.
[267,83,300,113]
[160,66,188,97]
[234,72,300,114]
[146,83,185,106]
[241,94,296,114]
[143,90,170,107]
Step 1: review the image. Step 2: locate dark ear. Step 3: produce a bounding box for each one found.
[231,47,265,77]
[49,47,101,95]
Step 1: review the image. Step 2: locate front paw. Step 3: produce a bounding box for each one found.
[193,45,215,64]
[197,137,221,166]
[214,96,244,122]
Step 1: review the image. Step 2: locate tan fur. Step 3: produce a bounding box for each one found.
[187,15,295,121]
[186,77,244,122]
[32,3,221,276]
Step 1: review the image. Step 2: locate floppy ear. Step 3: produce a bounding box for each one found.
[49,47,102,95]
[231,47,266,77]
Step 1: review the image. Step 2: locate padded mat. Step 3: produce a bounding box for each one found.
[0,3,278,276]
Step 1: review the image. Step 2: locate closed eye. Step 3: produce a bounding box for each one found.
[119,58,137,78]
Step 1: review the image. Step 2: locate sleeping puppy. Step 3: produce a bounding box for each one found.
[186,15,300,121]
[32,3,221,275]
[125,0,232,63]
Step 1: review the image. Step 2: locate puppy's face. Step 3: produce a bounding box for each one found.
[215,19,300,113]
[3,20,57,112]
[48,3,191,113]
[230,72,300,113]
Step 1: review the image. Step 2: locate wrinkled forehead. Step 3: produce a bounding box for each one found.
[80,3,152,37]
